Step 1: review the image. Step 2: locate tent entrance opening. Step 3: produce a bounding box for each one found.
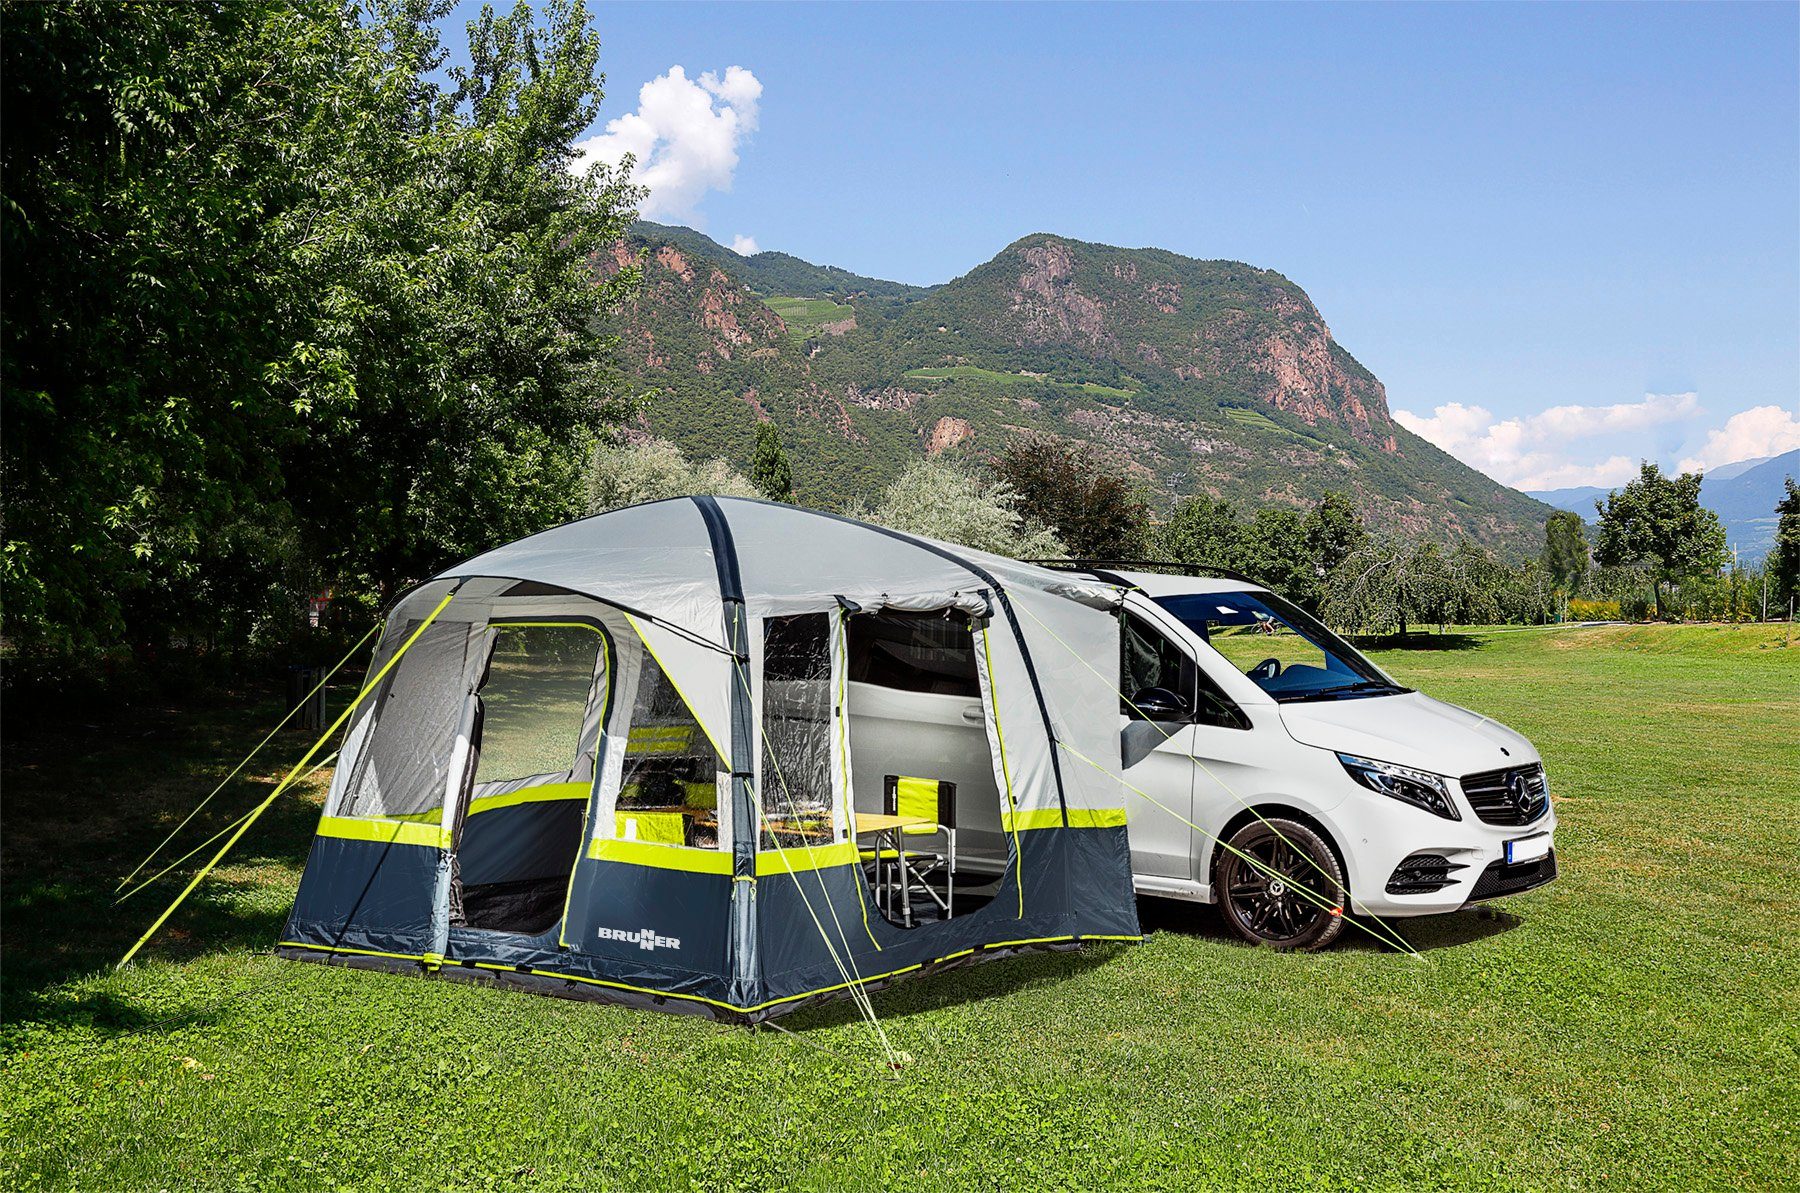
[454,622,605,935]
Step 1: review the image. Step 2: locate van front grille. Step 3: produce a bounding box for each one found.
[1459,764,1548,826]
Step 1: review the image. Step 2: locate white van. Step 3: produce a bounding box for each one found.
[843,565,1557,950]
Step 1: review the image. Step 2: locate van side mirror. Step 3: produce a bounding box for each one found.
[1131,686,1190,722]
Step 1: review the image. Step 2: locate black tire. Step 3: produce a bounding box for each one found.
[1213,817,1348,951]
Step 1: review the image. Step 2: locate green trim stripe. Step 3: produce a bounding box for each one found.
[317,816,451,849]
[755,840,858,876]
[467,781,589,817]
[585,836,862,876]
[588,837,732,873]
[1003,806,1128,832]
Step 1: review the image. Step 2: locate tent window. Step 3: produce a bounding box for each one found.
[473,625,602,785]
[760,614,838,849]
[336,620,472,820]
[847,611,979,697]
[614,655,727,850]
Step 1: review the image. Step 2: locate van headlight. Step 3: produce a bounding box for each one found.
[1337,753,1460,821]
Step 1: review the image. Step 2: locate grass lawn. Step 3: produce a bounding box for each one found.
[3,623,1796,1189]
[903,364,1136,400]
[764,296,855,341]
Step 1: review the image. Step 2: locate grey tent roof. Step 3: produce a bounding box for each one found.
[437,497,1110,647]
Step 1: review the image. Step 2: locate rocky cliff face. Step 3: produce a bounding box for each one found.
[930,234,1399,449]
[601,226,1555,555]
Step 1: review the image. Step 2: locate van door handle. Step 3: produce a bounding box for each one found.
[961,707,985,724]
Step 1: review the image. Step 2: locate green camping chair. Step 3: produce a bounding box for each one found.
[860,775,957,926]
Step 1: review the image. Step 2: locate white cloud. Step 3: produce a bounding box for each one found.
[1393,392,1698,491]
[729,234,760,256]
[1677,405,1800,473]
[572,65,762,227]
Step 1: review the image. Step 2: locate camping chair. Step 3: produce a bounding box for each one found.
[628,724,695,755]
[615,810,686,846]
[860,775,956,926]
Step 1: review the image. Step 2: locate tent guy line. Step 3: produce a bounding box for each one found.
[116,589,462,970]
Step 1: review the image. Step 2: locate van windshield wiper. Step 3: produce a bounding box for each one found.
[1283,680,1407,702]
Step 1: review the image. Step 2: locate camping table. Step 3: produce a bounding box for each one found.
[854,813,938,927]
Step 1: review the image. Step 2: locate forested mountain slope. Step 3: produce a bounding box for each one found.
[601,225,1557,554]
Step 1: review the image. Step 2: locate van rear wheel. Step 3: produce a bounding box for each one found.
[1214,817,1347,951]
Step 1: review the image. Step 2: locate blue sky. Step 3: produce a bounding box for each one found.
[452,1,1799,491]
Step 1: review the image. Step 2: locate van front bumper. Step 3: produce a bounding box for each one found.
[1336,806,1558,917]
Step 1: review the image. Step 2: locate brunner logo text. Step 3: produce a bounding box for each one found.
[597,926,681,951]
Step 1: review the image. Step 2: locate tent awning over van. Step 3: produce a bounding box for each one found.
[281,497,1139,1021]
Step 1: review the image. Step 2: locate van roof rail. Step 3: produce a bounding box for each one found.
[1024,558,1265,586]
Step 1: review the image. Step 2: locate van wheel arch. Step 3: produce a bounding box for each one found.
[1207,804,1350,904]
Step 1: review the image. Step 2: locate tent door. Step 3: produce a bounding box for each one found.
[443,620,611,938]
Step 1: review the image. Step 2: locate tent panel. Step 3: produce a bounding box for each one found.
[281,835,439,959]
[559,859,734,982]
[751,825,1135,1016]
[445,499,728,647]
[1002,584,1128,817]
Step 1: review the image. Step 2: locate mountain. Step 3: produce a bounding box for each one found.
[1525,485,1611,515]
[1701,449,1798,559]
[631,222,927,303]
[1706,455,1774,482]
[1527,448,1798,560]
[600,226,1560,554]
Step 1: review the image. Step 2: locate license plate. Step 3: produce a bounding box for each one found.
[1506,834,1551,864]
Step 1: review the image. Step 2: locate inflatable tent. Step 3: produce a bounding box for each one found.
[279,497,1139,1020]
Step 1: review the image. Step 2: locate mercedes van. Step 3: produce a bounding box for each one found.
[1072,564,1558,949]
[842,564,1557,950]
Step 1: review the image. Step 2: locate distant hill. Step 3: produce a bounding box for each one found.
[600,226,1560,555]
[630,222,927,303]
[1527,447,1798,560]
[1525,484,1613,515]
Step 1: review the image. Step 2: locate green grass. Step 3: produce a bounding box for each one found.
[763,295,855,341]
[904,364,1136,400]
[3,625,1797,1188]
[1220,405,1326,445]
[1221,406,1284,432]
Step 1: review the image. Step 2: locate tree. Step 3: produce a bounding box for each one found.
[1541,511,1590,620]
[1593,463,1727,619]
[1239,507,1315,605]
[1324,534,1456,638]
[989,434,1147,558]
[1304,492,1368,581]
[750,423,793,501]
[1768,476,1800,613]
[1156,495,1246,571]
[1434,540,1505,631]
[1,0,640,654]
[587,437,758,513]
[866,460,1064,558]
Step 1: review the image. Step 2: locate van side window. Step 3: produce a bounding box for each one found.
[847,611,980,698]
[1122,613,1190,717]
[1122,613,1248,730]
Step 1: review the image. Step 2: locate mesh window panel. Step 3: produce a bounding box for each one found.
[473,626,602,785]
[760,614,836,851]
[339,620,472,819]
[846,611,979,696]
[616,654,727,851]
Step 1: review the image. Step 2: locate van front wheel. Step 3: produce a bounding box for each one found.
[1213,817,1347,951]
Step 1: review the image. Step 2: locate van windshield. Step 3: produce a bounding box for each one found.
[1153,590,1407,703]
